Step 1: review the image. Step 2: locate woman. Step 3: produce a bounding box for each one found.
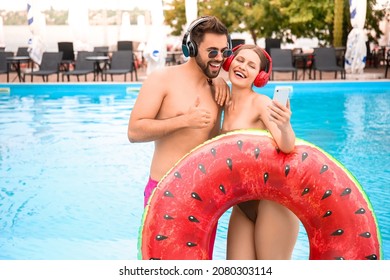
[222,44,299,260]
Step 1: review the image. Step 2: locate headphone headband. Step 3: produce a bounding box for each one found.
[187,17,210,33]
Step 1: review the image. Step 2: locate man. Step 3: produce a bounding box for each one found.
[128,15,231,259]
[128,15,231,201]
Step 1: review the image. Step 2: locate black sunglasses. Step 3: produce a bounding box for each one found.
[208,49,233,59]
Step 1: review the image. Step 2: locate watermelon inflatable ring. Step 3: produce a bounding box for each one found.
[139,129,382,260]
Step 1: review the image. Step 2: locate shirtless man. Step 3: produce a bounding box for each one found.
[127,15,231,258]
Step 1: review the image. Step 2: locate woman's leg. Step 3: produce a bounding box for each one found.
[254,200,299,259]
[226,205,256,260]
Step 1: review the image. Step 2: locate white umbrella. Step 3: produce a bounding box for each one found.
[119,12,131,41]
[68,1,91,51]
[137,15,147,44]
[135,15,147,67]
[0,16,5,48]
[144,0,167,75]
[344,0,367,74]
[27,0,46,65]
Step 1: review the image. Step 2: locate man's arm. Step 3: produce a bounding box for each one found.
[212,76,230,106]
[128,71,212,143]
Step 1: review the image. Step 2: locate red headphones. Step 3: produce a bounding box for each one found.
[222,44,272,87]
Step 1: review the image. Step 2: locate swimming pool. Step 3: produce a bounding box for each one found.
[0,81,389,260]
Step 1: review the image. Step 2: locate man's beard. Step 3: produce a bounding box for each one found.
[195,56,221,79]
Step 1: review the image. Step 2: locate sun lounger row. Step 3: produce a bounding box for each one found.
[1,50,138,82]
[270,47,346,80]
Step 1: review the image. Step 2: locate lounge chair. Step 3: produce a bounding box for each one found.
[385,49,390,78]
[0,51,14,82]
[312,47,346,80]
[265,38,281,56]
[93,46,109,56]
[231,39,245,48]
[62,51,96,82]
[58,42,75,71]
[103,50,137,81]
[270,48,298,80]
[24,52,63,82]
[16,47,32,69]
[16,47,29,56]
[116,42,138,79]
[117,41,133,51]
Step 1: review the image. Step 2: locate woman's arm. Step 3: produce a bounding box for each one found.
[261,98,295,153]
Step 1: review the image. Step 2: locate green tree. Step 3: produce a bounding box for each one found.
[164,0,287,43]
[164,0,187,36]
[364,0,386,44]
[281,0,334,45]
[200,0,287,43]
[163,0,385,47]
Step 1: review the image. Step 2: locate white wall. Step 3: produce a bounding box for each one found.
[2,25,156,53]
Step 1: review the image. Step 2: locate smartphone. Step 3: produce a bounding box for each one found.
[273,86,293,106]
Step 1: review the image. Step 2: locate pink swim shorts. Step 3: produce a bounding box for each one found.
[144,176,158,207]
[142,176,217,259]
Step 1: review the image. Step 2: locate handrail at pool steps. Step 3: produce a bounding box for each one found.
[0,83,143,96]
[0,87,10,94]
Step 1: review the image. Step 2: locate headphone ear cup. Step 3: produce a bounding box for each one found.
[188,41,197,57]
[222,54,235,71]
[254,49,272,87]
[254,71,270,87]
[181,31,190,57]
[182,44,189,57]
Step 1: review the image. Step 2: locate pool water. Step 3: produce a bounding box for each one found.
[0,81,389,260]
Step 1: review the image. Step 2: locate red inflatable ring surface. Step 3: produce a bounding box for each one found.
[139,129,382,260]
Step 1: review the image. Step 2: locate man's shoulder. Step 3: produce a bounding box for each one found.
[142,65,188,96]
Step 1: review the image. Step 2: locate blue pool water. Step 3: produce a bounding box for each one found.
[0,81,389,260]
